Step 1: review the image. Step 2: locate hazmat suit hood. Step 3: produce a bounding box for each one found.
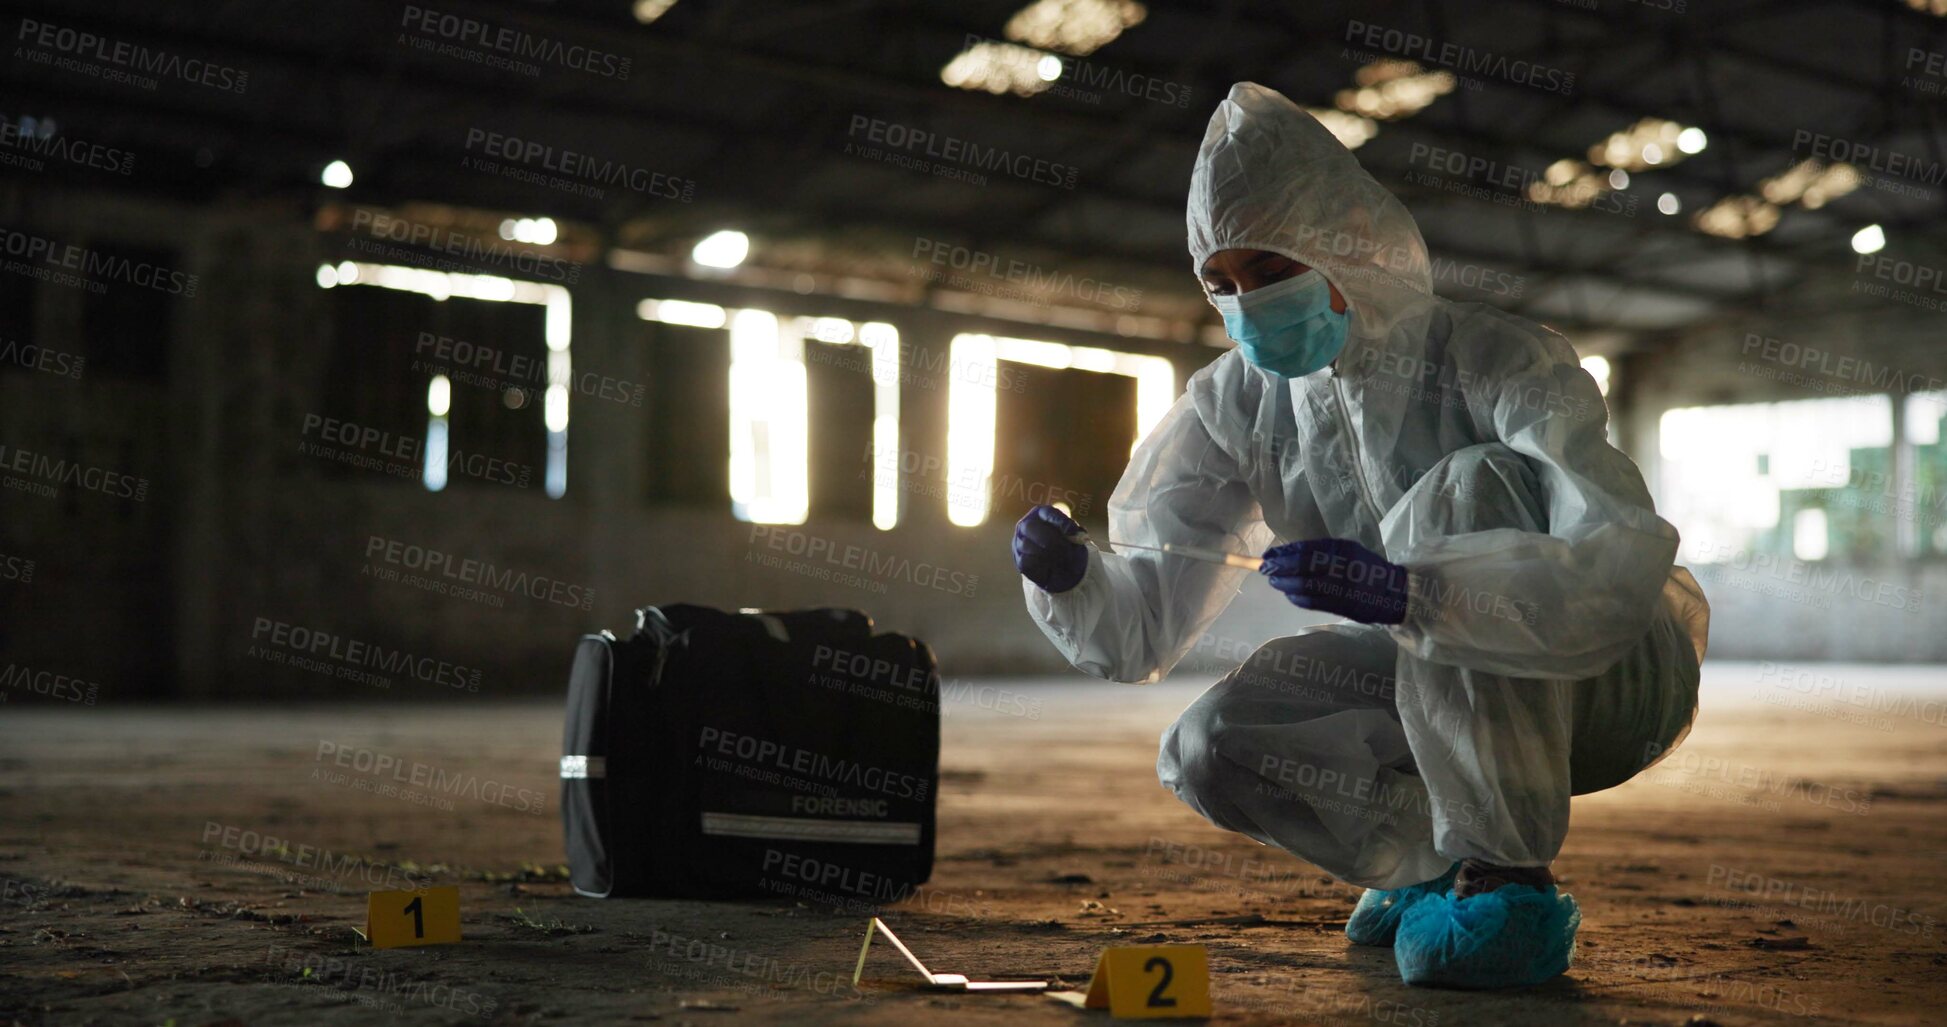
[1188,82,1437,362]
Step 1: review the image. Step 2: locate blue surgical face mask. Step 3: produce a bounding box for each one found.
[1209,269,1350,378]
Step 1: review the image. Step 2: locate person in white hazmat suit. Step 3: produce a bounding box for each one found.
[1011,83,1710,988]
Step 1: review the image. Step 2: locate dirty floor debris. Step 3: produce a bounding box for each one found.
[2,662,1944,1025]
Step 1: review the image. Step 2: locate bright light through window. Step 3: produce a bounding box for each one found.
[425,375,451,492]
[946,335,1000,528]
[1906,392,1947,555]
[1579,355,1611,396]
[1792,507,1829,560]
[639,298,727,328]
[808,317,854,344]
[642,301,903,528]
[319,262,571,498]
[1657,394,1892,564]
[945,333,1174,527]
[726,310,807,524]
[427,374,452,417]
[862,322,901,531]
[424,419,449,492]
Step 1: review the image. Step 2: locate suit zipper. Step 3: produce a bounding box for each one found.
[1330,371,1386,527]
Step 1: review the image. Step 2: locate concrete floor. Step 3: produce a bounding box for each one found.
[1,661,1944,1025]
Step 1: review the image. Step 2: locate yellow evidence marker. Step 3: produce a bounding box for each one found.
[365,886,461,948]
[1072,945,1210,1019]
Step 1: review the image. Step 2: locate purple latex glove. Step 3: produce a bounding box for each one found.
[1012,505,1089,593]
[1259,538,1410,625]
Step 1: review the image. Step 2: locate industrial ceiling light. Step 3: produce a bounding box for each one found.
[1693,195,1780,239]
[1305,60,1448,152]
[940,41,1058,96]
[1588,118,1706,172]
[633,0,678,24]
[1758,160,1861,209]
[1004,0,1146,56]
[1852,224,1886,254]
[1528,120,1700,210]
[1304,107,1379,150]
[1335,60,1455,121]
[320,160,354,188]
[692,229,750,269]
[1526,159,1612,208]
[1694,160,1858,239]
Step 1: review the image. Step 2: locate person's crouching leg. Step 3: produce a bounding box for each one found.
[1382,443,1582,987]
[1157,626,1455,945]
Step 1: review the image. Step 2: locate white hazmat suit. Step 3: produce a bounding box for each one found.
[1022,83,1710,889]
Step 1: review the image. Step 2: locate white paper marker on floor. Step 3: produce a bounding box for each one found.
[852,917,1049,992]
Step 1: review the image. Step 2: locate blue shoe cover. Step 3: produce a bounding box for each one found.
[1394,884,1579,988]
[1343,864,1459,947]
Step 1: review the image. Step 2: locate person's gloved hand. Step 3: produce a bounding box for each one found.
[1012,505,1089,594]
[1259,538,1410,625]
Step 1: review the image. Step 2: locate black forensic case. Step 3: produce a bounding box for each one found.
[561,604,939,901]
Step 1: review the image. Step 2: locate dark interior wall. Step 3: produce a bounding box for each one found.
[641,322,731,508]
[19,189,1945,707]
[995,367,1136,536]
[0,192,188,700]
[1,191,1222,703]
[803,337,877,523]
